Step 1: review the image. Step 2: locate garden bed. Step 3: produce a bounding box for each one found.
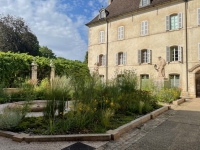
[0,105,169,142]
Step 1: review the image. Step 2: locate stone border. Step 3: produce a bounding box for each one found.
[107,106,170,140]
[172,98,185,105]
[0,106,171,142]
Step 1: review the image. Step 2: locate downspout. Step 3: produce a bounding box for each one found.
[184,0,188,96]
[106,20,109,82]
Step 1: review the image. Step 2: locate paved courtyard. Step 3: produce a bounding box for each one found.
[0,98,200,150]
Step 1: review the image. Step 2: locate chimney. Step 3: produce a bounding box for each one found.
[108,0,113,5]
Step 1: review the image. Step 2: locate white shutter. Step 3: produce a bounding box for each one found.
[102,55,105,66]
[145,21,148,35]
[118,27,120,39]
[147,49,151,63]
[121,26,124,39]
[116,53,118,65]
[138,50,141,64]
[123,52,126,65]
[198,43,200,60]
[166,46,170,62]
[97,55,99,63]
[198,8,200,25]
[141,21,144,35]
[178,12,183,28]
[102,31,104,42]
[99,32,101,43]
[166,16,170,31]
[178,46,182,62]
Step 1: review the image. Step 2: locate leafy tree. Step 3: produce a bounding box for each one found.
[0,14,39,56]
[39,46,56,58]
[83,51,88,64]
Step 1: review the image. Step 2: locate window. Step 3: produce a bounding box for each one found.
[141,75,149,89]
[118,26,124,40]
[140,0,150,7]
[170,75,180,88]
[198,8,200,25]
[99,31,105,43]
[166,46,182,62]
[116,52,126,65]
[99,8,106,20]
[99,75,104,83]
[141,21,148,35]
[97,54,106,66]
[166,13,182,31]
[138,49,151,64]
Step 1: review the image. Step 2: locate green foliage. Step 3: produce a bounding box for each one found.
[0,14,39,56]
[83,51,88,64]
[156,87,181,103]
[43,76,71,118]
[0,107,23,130]
[0,84,9,104]
[39,46,56,59]
[0,52,89,88]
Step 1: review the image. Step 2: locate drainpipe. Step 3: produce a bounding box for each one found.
[106,20,109,82]
[184,0,188,97]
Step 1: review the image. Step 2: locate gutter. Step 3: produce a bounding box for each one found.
[184,0,188,96]
[106,20,109,82]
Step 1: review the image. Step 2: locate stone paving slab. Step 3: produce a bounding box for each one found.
[99,99,200,150]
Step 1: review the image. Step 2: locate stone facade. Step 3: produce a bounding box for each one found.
[86,0,200,98]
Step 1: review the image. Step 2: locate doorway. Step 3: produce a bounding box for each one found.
[195,71,200,97]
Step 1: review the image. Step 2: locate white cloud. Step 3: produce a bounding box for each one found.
[0,0,87,61]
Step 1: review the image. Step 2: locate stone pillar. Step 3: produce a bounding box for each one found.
[31,57,38,83]
[50,60,55,86]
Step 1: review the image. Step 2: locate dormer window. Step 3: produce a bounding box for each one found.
[99,7,109,20]
[99,8,106,20]
[140,0,150,7]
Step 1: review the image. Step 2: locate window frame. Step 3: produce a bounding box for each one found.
[99,9,106,20]
[140,74,150,89]
[99,31,105,43]
[116,52,127,66]
[166,12,183,31]
[97,54,106,66]
[169,74,180,88]
[118,26,124,40]
[139,0,150,7]
[138,49,151,64]
[141,20,148,36]
[166,46,182,63]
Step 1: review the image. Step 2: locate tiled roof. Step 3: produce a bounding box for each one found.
[86,0,170,25]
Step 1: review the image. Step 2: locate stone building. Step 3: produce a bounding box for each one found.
[86,0,200,98]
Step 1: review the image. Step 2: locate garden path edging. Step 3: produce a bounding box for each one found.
[107,106,170,140]
[0,106,171,143]
[172,98,185,105]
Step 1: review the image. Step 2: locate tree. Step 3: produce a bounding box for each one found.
[39,46,56,58]
[0,14,39,56]
[83,51,88,64]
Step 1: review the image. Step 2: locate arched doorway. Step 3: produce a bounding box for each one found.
[195,70,200,97]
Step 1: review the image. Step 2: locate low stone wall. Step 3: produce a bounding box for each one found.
[3,88,20,94]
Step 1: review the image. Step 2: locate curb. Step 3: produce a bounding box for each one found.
[0,130,111,143]
[0,106,170,142]
[106,106,170,140]
[172,98,185,105]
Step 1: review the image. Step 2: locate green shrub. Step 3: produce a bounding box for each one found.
[0,107,23,130]
[156,87,181,103]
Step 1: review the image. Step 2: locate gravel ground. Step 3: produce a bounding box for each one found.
[0,136,108,150]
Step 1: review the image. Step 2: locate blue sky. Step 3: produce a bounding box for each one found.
[1,0,108,61]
